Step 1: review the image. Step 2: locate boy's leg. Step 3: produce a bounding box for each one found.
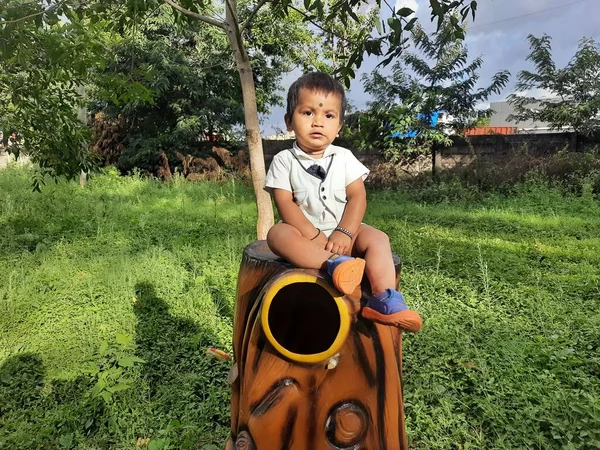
[267,223,332,270]
[351,225,396,294]
[352,224,422,332]
[267,223,365,294]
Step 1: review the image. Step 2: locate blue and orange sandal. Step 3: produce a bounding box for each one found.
[361,288,422,332]
[326,255,366,295]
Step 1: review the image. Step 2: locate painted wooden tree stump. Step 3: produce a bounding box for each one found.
[226,240,409,450]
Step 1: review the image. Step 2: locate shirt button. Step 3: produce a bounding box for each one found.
[323,196,327,200]
[321,187,325,191]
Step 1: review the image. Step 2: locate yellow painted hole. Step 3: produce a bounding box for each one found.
[261,272,350,364]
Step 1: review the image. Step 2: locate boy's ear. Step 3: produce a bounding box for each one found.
[284,114,292,131]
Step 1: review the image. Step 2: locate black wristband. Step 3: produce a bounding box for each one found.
[334,226,354,239]
[310,228,321,240]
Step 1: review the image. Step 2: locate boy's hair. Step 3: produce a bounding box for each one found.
[286,72,347,123]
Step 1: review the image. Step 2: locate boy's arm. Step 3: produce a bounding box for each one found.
[338,178,367,233]
[273,188,320,238]
[326,178,367,254]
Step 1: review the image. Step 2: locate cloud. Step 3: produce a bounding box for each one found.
[513,88,556,99]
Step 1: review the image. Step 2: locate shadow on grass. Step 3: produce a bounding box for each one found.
[0,285,232,449]
[0,353,107,450]
[133,282,231,446]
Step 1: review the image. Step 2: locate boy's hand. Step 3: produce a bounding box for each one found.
[312,230,329,249]
[326,231,352,255]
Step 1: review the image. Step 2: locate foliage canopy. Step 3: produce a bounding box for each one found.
[0,1,111,189]
[508,34,600,137]
[346,17,509,162]
[1,0,480,235]
[88,3,314,174]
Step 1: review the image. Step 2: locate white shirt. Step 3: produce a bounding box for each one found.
[265,142,369,229]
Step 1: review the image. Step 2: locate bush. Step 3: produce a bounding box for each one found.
[366,146,600,198]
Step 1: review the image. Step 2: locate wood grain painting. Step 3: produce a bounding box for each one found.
[227,241,409,450]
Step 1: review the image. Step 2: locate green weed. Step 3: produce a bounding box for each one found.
[1,165,599,449]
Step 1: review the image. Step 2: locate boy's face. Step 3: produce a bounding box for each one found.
[285,88,343,155]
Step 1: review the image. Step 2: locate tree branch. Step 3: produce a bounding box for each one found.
[163,0,227,29]
[224,0,249,61]
[288,5,354,44]
[241,0,271,33]
[0,0,67,25]
[382,0,396,15]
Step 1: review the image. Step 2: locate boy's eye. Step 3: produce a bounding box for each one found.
[326,113,336,119]
[302,111,313,116]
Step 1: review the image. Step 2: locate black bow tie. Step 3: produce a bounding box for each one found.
[307,164,327,181]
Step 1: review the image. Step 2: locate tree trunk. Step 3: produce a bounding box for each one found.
[225,3,274,239]
[77,85,88,188]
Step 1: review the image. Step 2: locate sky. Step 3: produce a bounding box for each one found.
[259,0,600,136]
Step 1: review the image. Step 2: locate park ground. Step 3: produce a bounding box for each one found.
[1,165,599,449]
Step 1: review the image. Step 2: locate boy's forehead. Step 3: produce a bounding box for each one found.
[297,88,342,109]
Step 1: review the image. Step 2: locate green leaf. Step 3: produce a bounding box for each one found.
[396,7,413,17]
[429,0,443,16]
[118,356,136,367]
[115,332,132,345]
[58,434,74,449]
[148,439,169,450]
[167,419,181,430]
[100,391,113,403]
[106,382,131,393]
[98,341,110,356]
[309,0,322,12]
[405,17,418,32]
[347,8,359,22]
[378,53,396,68]
[106,366,123,378]
[387,17,402,35]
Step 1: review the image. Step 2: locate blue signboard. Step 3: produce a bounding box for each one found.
[391,111,442,138]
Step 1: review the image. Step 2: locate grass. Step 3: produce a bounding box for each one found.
[1,165,599,449]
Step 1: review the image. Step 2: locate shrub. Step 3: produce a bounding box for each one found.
[365,146,600,197]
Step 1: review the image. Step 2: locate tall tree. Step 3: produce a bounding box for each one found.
[89,4,311,174]
[351,17,509,164]
[1,0,480,237]
[508,34,600,136]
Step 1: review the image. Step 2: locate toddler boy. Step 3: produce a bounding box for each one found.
[265,72,421,332]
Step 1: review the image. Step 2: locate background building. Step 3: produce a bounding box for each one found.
[489,100,570,134]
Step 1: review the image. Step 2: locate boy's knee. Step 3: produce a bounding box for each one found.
[266,223,288,249]
[266,224,280,248]
[374,229,390,245]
